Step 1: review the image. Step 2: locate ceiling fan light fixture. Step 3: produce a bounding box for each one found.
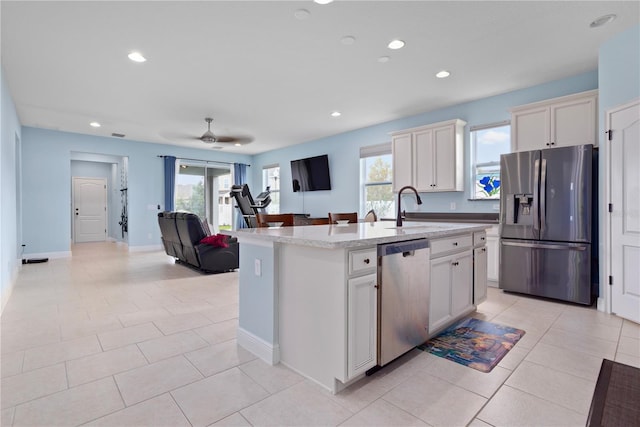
[200,117,217,143]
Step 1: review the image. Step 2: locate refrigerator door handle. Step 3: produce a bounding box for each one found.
[540,158,547,234]
[533,159,540,234]
[501,240,587,251]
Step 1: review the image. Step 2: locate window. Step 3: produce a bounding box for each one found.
[262,165,280,214]
[174,162,232,231]
[471,122,511,200]
[360,143,395,219]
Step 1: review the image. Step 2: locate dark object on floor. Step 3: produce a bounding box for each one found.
[587,359,640,426]
[418,317,525,373]
[158,212,239,273]
[21,258,49,264]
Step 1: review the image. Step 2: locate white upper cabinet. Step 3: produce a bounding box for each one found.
[511,90,598,152]
[391,119,466,192]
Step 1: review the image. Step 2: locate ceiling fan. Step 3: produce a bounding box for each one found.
[197,117,253,147]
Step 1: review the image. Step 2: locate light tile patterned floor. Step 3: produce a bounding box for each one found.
[1,242,639,426]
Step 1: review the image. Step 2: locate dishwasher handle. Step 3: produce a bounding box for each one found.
[378,239,429,257]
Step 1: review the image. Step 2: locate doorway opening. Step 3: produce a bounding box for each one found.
[70,153,129,245]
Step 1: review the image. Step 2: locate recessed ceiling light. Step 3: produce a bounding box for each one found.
[234,143,242,147]
[90,121,101,128]
[436,70,451,79]
[294,9,310,20]
[127,51,146,63]
[331,111,341,117]
[590,14,616,28]
[340,36,356,45]
[314,0,334,4]
[378,56,390,63]
[387,39,405,50]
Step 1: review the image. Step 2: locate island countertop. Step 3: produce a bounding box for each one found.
[227,221,491,249]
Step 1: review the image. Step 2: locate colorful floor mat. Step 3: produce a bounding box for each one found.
[418,318,525,373]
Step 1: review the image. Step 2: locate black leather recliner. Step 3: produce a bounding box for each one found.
[158,212,239,273]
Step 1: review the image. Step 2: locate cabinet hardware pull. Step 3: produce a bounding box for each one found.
[363,258,370,264]
[453,242,458,246]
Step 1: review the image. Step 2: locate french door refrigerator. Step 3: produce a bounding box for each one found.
[499,144,597,305]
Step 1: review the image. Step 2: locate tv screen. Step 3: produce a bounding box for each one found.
[290,154,331,192]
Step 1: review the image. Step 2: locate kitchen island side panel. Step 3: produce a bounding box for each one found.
[278,243,348,392]
[237,240,279,362]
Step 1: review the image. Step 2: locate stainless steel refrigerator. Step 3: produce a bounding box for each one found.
[499,144,597,305]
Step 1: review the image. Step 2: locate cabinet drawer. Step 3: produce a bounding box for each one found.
[430,234,472,258]
[349,248,377,276]
[473,231,487,246]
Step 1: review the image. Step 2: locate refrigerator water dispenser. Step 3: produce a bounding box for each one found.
[505,193,534,225]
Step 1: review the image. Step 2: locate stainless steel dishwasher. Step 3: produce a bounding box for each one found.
[377,239,430,367]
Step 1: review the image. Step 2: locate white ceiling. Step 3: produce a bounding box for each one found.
[2,1,638,155]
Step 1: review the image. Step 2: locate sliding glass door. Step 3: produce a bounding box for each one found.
[175,162,232,232]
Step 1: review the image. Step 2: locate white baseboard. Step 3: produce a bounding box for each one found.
[597,297,607,313]
[1,260,21,315]
[23,251,71,260]
[128,244,163,252]
[237,327,280,365]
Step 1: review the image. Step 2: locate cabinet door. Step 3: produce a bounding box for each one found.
[347,274,377,378]
[414,129,434,191]
[429,256,453,333]
[486,235,500,283]
[550,96,597,147]
[433,125,457,191]
[392,133,413,192]
[513,107,549,152]
[451,251,473,316]
[473,247,488,304]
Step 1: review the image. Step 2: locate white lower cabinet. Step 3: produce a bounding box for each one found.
[347,274,377,378]
[429,249,473,334]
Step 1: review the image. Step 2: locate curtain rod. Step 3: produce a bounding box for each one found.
[157,155,250,167]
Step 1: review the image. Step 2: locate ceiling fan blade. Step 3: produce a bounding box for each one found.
[216,135,254,144]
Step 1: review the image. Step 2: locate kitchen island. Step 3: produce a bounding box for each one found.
[229,221,490,393]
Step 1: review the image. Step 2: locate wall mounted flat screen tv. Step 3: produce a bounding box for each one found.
[290,154,331,192]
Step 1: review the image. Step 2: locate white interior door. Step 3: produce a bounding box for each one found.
[609,100,640,323]
[73,177,107,243]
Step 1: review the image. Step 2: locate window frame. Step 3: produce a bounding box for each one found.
[469,121,511,201]
[359,142,394,219]
[262,164,280,214]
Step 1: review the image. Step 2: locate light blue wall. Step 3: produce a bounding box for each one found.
[1,66,23,312]
[252,70,598,218]
[21,127,252,255]
[599,24,640,113]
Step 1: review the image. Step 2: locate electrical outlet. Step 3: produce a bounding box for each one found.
[254,259,262,277]
[450,202,456,210]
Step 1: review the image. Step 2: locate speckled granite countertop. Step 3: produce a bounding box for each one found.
[228,221,490,249]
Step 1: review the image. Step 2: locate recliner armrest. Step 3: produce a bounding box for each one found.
[195,241,239,273]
